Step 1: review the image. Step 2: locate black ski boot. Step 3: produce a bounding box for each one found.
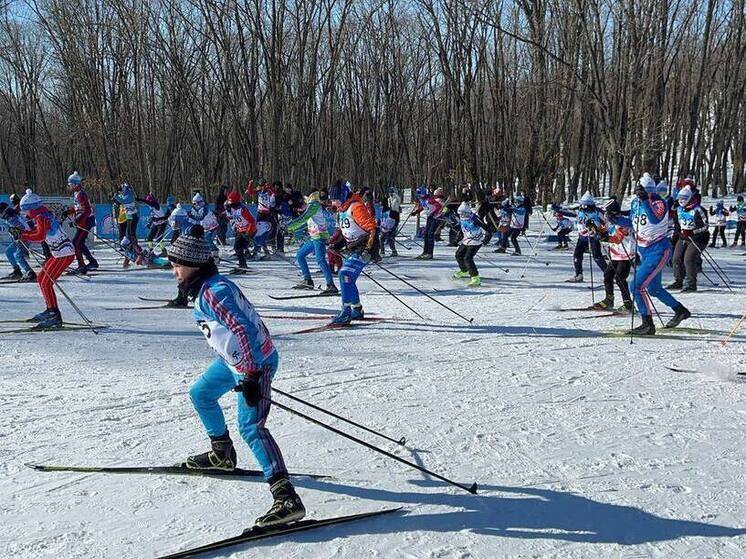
[592,298,613,310]
[665,305,691,328]
[19,270,37,283]
[184,432,237,471]
[254,477,306,528]
[293,277,315,290]
[627,316,655,336]
[319,283,339,295]
[3,267,21,280]
[666,280,683,290]
[680,282,697,293]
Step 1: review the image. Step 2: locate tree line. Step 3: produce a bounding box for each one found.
[0,0,744,205]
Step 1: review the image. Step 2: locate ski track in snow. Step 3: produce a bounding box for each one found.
[1,220,745,559]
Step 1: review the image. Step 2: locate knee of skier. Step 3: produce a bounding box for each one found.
[237,420,260,445]
[188,380,215,409]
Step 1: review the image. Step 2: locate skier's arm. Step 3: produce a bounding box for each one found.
[20,214,50,243]
[288,202,319,232]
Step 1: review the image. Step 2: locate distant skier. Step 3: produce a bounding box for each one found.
[507,194,526,255]
[668,185,709,292]
[0,195,36,282]
[732,195,746,247]
[494,198,512,252]
[225,191,257,269]
[18,189,76,327]
[411,187,445,259]
[65,171,98,274]
[452,202,485,287]
[166,226,305,528]
[328,188,378,324]
[591,199,634,312]
[708,200,729,248]
[627,173,690,335]
[287,190,338,293]
[566,191,607,282]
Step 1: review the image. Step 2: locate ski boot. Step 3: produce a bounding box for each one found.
[565,273,583,283]
[615,301,634,315]
[86,261,99,271]
[391,249,398,257]
[467,275,481,287]
[666,280,683,290]
[665,305,691,328]
[35,308,63,329]
[3,267,21,280]
[627,316,655,336]
[350,304,364,320]
[511,250,522,256]
[185,432,237,471]
[330,305,352,325]
[319,283,338,295]
[415,253,433,260]
[552,244,564,250]
[19,270,36,283]
[452,270,470,279]
[68,265,88,276]
[493,247,506,253]
[293,277,315,290]
[680,282,697,293]
[592,298,613,310]
[254,477,306,528]
[30,308,57,323]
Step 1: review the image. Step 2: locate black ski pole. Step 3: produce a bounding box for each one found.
[679,239,719,287]
[630,246,638,344]
[362,268,428,321]
[701,246,734,285]
[394,210,414,239]
[688,241,734,291]
[372,260,474,324]
[272,387,407,446]
[19,239,100,334]
[589,246,595,305]
[261,395,478,494]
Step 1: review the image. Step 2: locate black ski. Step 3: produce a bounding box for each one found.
[1,324,108,334]
[103,304,192,311]
[157,507,403,559]
[138,297,173,303]
[268,292,338,301]
[25,463,330,480]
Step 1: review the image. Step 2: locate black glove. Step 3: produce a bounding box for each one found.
[234,376,261,407]
[9,227,21,240]
[635,184,649,201]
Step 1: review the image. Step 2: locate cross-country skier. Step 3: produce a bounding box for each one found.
[65,171,98,274]
[18,189,75,327]
[379,208,398,257]
[507,195,526,255]
[668,186,709,292]
[168,203,189,244]
[328,189,378,324]
[549,204,572,249]
[411,187,445,259]
[0,195,36,281]
[225,191,257,269]
[494,197,512,252]
[287,191,338,293]
[452,202,485,287]
[113,182,140,256]
[591,199,634,312]
[139,193,170,250]
[166,226,305,528]
[566,191,607,282]
[708,200,729,248]
[627,173,690,335]
[732,195,746,247]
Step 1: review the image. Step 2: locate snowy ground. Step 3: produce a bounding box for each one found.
[1,217,745,559]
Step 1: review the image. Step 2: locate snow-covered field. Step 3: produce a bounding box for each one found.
[1,219,745,559]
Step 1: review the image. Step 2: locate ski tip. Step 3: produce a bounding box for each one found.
[24,463,42,470]
[468,482,478,494]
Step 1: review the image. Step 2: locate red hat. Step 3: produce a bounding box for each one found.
[227,191,241,205]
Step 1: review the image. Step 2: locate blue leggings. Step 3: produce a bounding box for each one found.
[339,252,369,306]
[296,238,333,285]
[5,241,31,273]
[629,240,680,317]
[189,353,287,481]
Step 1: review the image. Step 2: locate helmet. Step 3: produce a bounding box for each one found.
[579,191,595,208]
[306,191,320,204]
[433,187,445,198]
[514,195,524,205]
[227,191,241,206]
[639,173,657,194]
[20,188,42,211]
[67,171,82,189]
[144,193,157,205]
[192,193,204,205]
[457,201,472,217]
[677,186,693,207]
[166,195,176,206]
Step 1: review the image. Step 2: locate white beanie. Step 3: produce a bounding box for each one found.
[20,188,42,210]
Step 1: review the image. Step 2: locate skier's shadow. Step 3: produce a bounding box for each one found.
[276,476,745,548]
